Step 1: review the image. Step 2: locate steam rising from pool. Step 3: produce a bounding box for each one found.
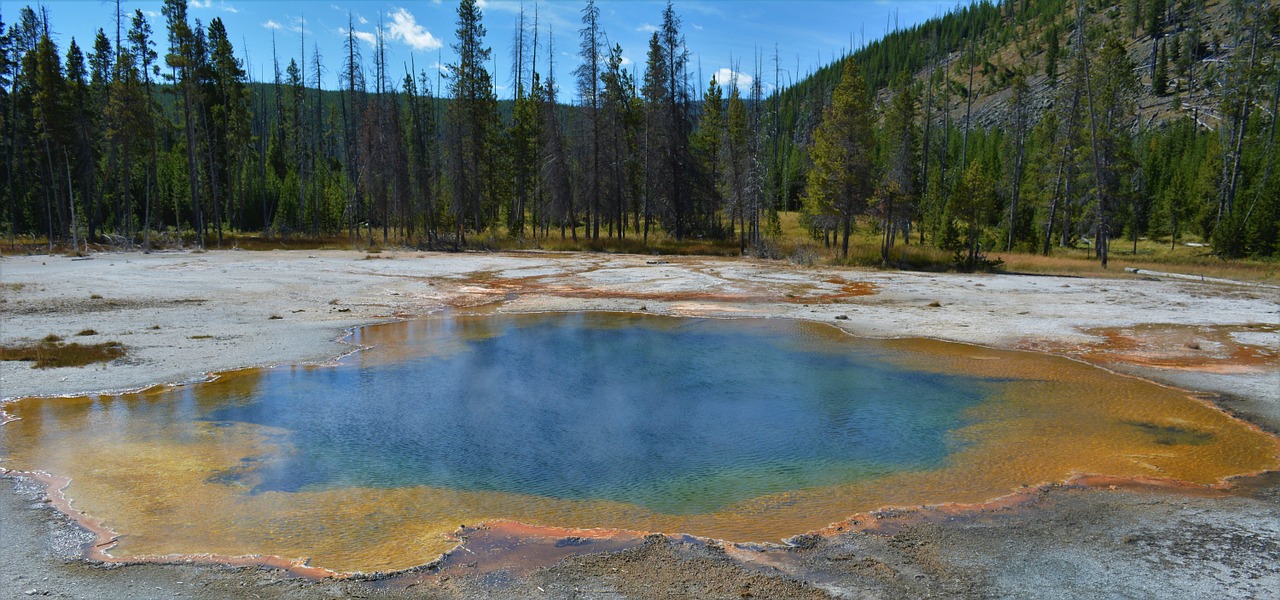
[2,312,1275,573]
[205,312,988,513]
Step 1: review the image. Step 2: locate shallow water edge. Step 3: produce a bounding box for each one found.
[2,308,1280,575]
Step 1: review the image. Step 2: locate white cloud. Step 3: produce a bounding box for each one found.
[387,7,443,51]
[620,55,633,67]
[358,15,369,25]
[190,0,239,14]
[342,27,377,47]
[692,24,703,31]
[274,15,309,35]
[637,23,658,33]
[714,68,753,93]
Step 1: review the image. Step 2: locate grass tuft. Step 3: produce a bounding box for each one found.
[76,329,98,336]
[0,337,125,369]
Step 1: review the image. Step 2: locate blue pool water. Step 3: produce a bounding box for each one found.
[202,313,992,514]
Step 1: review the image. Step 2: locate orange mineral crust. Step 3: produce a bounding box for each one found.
[2,316,1276,575]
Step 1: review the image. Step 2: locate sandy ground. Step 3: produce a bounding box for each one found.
[2,249,1278,599]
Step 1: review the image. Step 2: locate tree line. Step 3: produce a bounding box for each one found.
[788,0,1277,265]
[1,0,1276,265]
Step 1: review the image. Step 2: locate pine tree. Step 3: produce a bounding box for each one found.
[719,76,746,250]
[952,161,997,270]
[803,56,875,258]
[574,0,604,239]
[1005,74,1031,250]
[694,75,724,230]
[206,17,250,245]
[657,1,695,239]
[540,32,574,240]
[162,0,205,247]
[1147,0,1166,39]
[446,0,499,242]
[404,67,440,245]
[1043,24,1060,86]
[86,30,111,241]
[507,4,536,239]
[878,70,919,262]
[31,32,69,245]
[340,13,366,240]
[126,8,159,250]
[600,43,638,238]
[641,32,667,244]
[1153,39,1169,96]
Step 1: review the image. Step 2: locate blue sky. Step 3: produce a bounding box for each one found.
[22,0,965,99]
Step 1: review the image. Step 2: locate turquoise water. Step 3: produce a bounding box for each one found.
[201,313,992,514]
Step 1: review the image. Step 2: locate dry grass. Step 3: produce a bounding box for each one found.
[4,215,1275,283]
[227,233,360,252]
[996,245,1280,284]
[0,337,125,369]
[76,329,98,336]
[493,232,744,256]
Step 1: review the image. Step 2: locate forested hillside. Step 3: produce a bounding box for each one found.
[1,0,1276,266]
[773,0,1278,265]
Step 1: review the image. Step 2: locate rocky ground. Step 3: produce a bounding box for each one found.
[2,249,1277,599]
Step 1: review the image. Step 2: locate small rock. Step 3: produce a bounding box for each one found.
[834,315,849,320]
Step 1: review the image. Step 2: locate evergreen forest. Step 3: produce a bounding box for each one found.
[1,0,1277,269]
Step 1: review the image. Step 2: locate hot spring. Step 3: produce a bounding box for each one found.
[1,312,1275,573]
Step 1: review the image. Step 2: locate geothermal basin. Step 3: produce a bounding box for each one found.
[3,310,1275,575]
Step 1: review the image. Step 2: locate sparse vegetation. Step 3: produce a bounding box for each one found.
[76,329,98,336]
[0,337,125,369]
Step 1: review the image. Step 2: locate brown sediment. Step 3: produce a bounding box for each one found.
[446,266,878,306]
[1038,323,1280,374]
[809,470,1270,540]
[421,521,648,580]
